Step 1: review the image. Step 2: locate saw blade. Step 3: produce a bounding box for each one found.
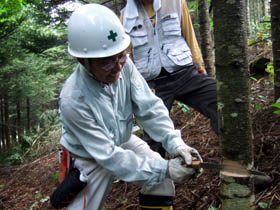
[193,161,265,176]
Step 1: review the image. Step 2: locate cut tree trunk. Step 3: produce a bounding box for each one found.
[213,0,255,209]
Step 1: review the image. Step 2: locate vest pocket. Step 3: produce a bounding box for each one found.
[162,42,192,66]
[130,28,148,47]
[161,13,181,36]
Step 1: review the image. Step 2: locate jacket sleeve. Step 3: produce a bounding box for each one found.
[59,95,169,185]
[181,0,205,70]
[128,59,186,155]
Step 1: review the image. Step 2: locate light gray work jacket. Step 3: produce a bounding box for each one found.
[58,58,185,185]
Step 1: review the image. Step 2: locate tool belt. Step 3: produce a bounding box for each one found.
[50,148,88,209]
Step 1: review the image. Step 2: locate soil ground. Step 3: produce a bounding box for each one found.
[0,75,279,210]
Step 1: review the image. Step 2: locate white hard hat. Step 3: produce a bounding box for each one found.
[67,4,131,58]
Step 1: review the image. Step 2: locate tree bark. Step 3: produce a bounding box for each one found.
[271,0,280,101]
[0,94,4,150]
[245,0,250,37]
[26,97,30,134]
[213,0,254,209]
[3,91,11,148]
[17,100,22,144]
[198,0,215,76]
[261,0,266,17]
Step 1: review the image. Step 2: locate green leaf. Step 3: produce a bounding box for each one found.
[35,190,41,198]
[254,104,262,110]
[29,201,37,210]
[0,184,3,189]
[40,196,50,203]
[250,76,258,82]
[208,206,218,210]
[270,103,280,109]
[113,178,121,184]
[178,102,191,113]
[273,110,280,114]
[257,95,268,102]
[258,202,268,209]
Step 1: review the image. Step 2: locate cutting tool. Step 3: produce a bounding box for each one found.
[189,160,265,177]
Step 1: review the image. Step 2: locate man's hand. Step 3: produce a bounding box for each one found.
[198,68,207,74]
[167,157,195,183]
[175,144,203,177]
[175,144,202,165]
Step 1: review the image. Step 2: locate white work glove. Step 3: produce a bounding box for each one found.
[167,157,195,184]
[174,144,204,177]
[175,144,203,165]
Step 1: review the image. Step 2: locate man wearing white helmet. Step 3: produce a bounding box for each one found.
[58,3,203,210]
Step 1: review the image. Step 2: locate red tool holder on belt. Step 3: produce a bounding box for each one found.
[58,148,71,183]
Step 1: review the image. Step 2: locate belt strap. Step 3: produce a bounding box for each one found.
[153,67,187,81]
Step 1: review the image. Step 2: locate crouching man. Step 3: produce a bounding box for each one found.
[58,4,202,210]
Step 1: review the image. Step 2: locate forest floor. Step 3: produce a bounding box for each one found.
[0,67,279,209]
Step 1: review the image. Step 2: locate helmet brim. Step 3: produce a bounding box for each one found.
[68,33,131,58]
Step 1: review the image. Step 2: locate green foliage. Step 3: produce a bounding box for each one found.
[258,201,268,209]
[22,109,62,157]
[254,104,262,111]
[0,0,40,22]
[249,16,271,46]
[0,146,24,167]
[265,62,274,75]
[250,76,258,82]
[208,206,218,210]
[0,0,24,20]
[7,152,24,165]
[270,98,280,115]
[29,190,49,210]
[52,171,59,183]
[187,0,198,13]
[265,61,275,83]
[177,102,191,114]
[0,0,75,160]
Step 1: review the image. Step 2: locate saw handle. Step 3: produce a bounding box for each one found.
[187,160,201,170]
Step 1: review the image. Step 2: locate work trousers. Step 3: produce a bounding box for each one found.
[67,134,175,210]
[145,64,218,157]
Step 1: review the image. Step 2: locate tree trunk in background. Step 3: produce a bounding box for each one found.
[17,100,22,144]
[213,0,254,209]
[246,0,251,37]
[258,0,262,20]
[26,97,30,134]
[11,118,17,143]
[0,94,4,150]
[261,0,266,17]
[251,0,256,25]
[271,0,280,101]
[4,91,11,148]
[198,0,215,76]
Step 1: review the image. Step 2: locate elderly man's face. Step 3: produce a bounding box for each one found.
[90,51,127,84]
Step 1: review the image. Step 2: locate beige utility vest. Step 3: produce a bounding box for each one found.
[124,0,193,81]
